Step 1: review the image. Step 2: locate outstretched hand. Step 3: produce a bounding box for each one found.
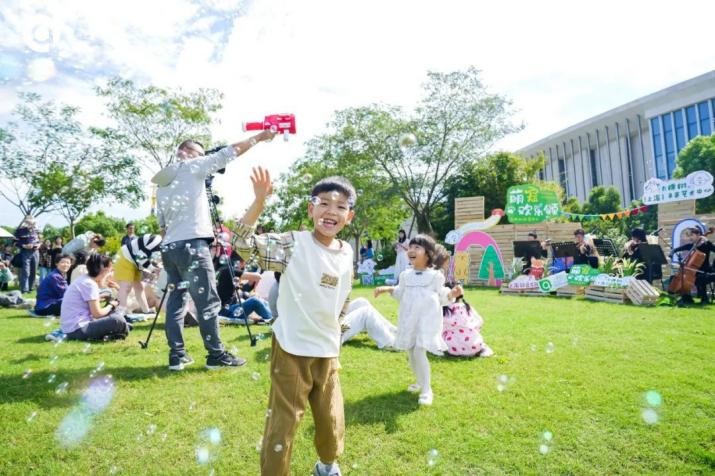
[251,166,273,201]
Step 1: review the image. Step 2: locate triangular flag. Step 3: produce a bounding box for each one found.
[616,211,624,219]
[608,213,616,220]
[639,205,648,212]
[624,209,632,217]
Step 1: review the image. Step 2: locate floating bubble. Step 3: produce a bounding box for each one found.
[198,287,205,294]
[203,427,221,445]
[641,408,659,425]
[255,438,263,452]
[542,431,553,442]
[399,133,417,150]
[95,362,105,372]
[82,376,115,413]
[55,382,69,394]
[48,373,56,383]
[169,243,176,250]
[352,463,358,470]
[427,448,439,467]
[161,432,168,441]
[273,443,283,452]
[249,138,257,146]
[178,281,190,290]
[189,249,197,256]
[202,311,212,320]
[22,369,33,379]
[539,444,550,455]
[82,343,92,353]
[196,446,210,465]
[302,173,312,182]
[205,334,212,341]
[167,283,176,292]
[265,409,272,418]
[376,254,383,261]
[147,423,157,435]
[530,344,537,352]
[22,17,58,53]
[233,277,241,287]
[189,401,196,411]
[109,465,119,475]
[193,276,200,283]
[251,372,260,381]
[49,355,59,366]
[26,411,38,423]
[545,342,555,354]
[309,196,321,206]
[644,390,662,407]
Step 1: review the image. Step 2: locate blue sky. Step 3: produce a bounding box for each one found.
[1,0,714,228]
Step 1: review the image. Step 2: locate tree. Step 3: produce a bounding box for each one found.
[673,134,715,213]
[74,211,126,238]
[433,151,544,236]
[326,67,521,234]
[0,93,79,222]
[96,77,223,171]
[32,135,144,237]
[265,133,407,257]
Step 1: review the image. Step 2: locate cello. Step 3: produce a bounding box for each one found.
[668,227,714,295]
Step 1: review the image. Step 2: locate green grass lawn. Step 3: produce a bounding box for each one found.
[1,288,713,475]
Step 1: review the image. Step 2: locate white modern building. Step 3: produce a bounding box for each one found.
[519,71,715,207]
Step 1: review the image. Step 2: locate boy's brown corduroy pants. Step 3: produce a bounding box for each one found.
[260,337,344,476]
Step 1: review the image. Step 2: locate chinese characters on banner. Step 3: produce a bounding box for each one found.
[505,185,562,224]
[537,271,568,292]
[567,264,600,286]
[642,171,714,205]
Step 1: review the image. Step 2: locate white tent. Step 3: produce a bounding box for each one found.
[0,228,13,238]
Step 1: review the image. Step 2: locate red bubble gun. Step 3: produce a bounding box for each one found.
[243,114,296,141]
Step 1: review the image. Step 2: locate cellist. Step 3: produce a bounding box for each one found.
[671,226,714,306]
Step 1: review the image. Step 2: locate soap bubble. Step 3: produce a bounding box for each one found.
[233,277,241,287]
[302,173,312,182]
[82,343,92,353]
[193,276,200,283]
[265,409,272,418]
[529,344,537,352]
[542,431,553,442]
[198,286,205,294]
[109,465,119,474]
[641,408,659,425]
[189,401,196,411]
[55,381,69,394]
[644,390,662,407]
[427,448,439,467]
[273,443,283,452]
[47,373,56,383]
[539,444,550,455]
[251,372,260,381]
[167,283,176,292]
[376,254,383,261]
[399,133,417,150]
[82,376,115,413]
[205,427,221,445]
[195,446,210,465]
[22,17,58,53]
[255,438,263,452]
[26,411,38,423]
[49,355,59,366]
[205,334,212,341]
[178,281,189,290]
[545,342,555,354]
[95,362,105,372]
[202,311,212,320]
[147,423,157,435]
[22,369,33,379]
[27,58,57,82]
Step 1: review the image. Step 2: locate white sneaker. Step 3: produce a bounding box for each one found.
[418,392,433,405]
[407,383,421,393]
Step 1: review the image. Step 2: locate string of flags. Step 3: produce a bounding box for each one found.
[560,204,649,221]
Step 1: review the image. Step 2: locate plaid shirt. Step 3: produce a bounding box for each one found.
[230,222,296,273]
[231,222,351,319]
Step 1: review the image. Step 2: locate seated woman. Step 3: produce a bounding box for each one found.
[34,254,72,316]
[60,252,129,341]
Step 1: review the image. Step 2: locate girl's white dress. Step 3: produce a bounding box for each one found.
[392,268,452,355]
[394,242,409,279]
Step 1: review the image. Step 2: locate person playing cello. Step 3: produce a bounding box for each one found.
[670,225,714,306]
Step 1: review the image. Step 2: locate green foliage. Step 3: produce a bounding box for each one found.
[673,134,715,213]
[581,186,622,215]
[619,257,645,277]
[103,235,122,256]
[40,224,67,242]
[374,244,396,270]
[96,77,223,171]
[74,212,127,238]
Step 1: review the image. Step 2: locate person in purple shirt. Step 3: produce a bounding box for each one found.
[35,254,72,316]
[14,215,40,293]
[60,252,129,341]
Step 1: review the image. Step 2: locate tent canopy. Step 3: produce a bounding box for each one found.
[0,228,14,238]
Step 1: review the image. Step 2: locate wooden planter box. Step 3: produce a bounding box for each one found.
[500,284,547,297]
[625,280,660,306]
[556,285,585,297]
[585,285,628,304]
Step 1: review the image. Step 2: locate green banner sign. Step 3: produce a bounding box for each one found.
[567,264,600,286]
[505,184,561,224]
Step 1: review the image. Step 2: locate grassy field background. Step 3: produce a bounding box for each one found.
[1,287,713,475]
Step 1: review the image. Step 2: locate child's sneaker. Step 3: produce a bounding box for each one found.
[45,329,66,342]
[168,354,195,371]
[418,391,433,406]
[205,351,246,370]
[312,461,342,476]
[407,383,421,393]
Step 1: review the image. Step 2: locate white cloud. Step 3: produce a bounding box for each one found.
[1,0,714,228]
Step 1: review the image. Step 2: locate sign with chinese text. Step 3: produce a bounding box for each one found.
[453,251,470,282]
[538,271,568,293]
[507,275,539,289]
[567,264,600,286]
[592,274,634,288]
[505,185,561,224]
[642,171,713,205]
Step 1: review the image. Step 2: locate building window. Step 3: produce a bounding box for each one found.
[662,113,676,178]
[673,109,686,152]
[539,168,544,181]
[698,101,712,136]
[558,158,567,194]
[589,149,598,187]
[651,117,665,179]
[686,105,698,139]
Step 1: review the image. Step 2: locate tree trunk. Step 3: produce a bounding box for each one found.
[69,220,76,238]
[414,208,434,235]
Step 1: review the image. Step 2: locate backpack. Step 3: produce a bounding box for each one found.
[442,301,485,357]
